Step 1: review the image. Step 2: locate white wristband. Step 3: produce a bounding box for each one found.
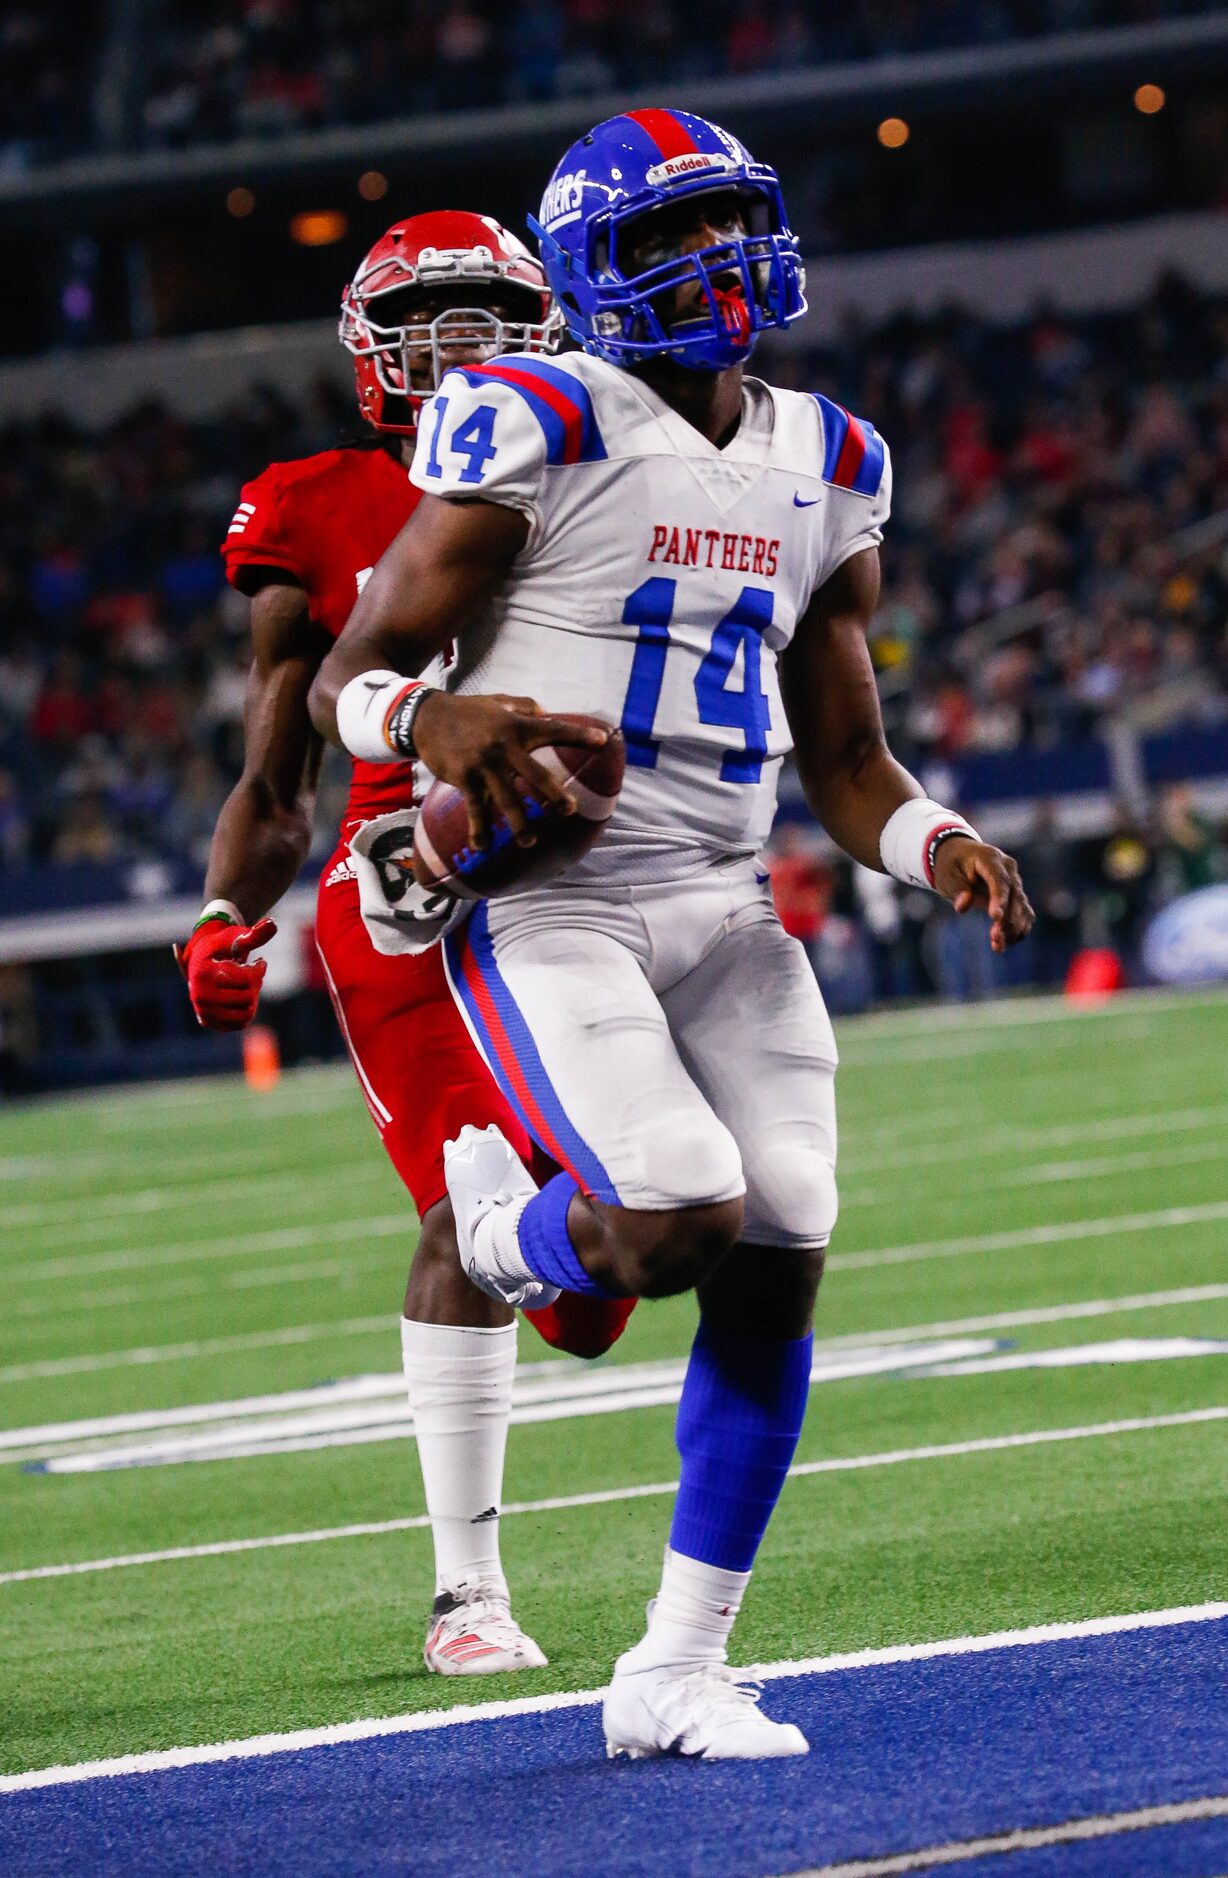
[195,898,243,929]
[336,670,423,765]
[879,798,979,890]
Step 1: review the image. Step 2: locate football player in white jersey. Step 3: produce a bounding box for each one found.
[310,109,1033,1760]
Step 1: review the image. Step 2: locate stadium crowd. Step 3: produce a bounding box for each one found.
[0,0,1212,166]
[1,277,1225,1001]
[134,0,1204,150]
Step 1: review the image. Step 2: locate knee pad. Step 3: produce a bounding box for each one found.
[636,1104,744,1211]
[741,1140,838,1249]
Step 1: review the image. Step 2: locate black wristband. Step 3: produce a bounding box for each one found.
[386,683,438,759]
[925,824,976,883]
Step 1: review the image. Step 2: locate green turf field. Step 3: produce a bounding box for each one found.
[2,986,1227,1778]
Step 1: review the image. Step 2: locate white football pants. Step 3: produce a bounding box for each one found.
[442,859,839,1249]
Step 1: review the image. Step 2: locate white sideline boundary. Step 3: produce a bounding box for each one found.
[3,1403,1225,1585]
[785,1795,1228,1877]
[2,1601,1224,1795]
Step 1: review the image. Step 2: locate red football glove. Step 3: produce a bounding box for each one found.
[175,917,277,1032]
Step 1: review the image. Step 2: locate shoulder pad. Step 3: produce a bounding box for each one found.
[222,458,312,578]
[811,394,887,498]
[456,357,607,466]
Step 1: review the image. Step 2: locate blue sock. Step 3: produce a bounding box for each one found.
[517,1172,619,1299]
[669,1320,813,1573]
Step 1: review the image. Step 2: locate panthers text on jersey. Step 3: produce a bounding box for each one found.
[409,350,891,884]
[221,445,420,823]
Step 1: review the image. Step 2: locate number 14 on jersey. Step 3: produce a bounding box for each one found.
[620,577,773,785]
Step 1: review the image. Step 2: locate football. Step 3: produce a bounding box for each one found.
[411,713,626,900]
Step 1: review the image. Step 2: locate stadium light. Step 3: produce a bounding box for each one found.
[290,210,349,246]
[877,117,910,149]
[1133,82,1166,114]
[226,187,255,218]
[358,171,389,201]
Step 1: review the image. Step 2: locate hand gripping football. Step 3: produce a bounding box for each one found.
[412,713,625,900]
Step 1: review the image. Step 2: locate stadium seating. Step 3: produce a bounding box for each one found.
[0,0,1208,165]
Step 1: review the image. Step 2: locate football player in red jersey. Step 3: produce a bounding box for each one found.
[179,211,636,1676]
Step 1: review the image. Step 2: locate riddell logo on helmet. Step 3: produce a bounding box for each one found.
[540,169,588,230]
[644,152,735,187]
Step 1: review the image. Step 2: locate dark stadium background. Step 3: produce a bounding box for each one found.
[1,1,1226,1092]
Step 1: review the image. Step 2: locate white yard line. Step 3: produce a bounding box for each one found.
[841,1136,1228,1205]
[830,1199,1228,1273]
[784,1795,1228,1877]
[8,1193,1227,1304]
[7,1126,1220,1245]
[91,1088,363,1132]
[814,1282,1228,1348]
[0,1317,395,1385]
[0,1374,410,1453]
[5,1341,998,1472]
[5,1277,1228,1388]
[854,1088,1228,1148]
[5,1127,1221,1246]
[8,1255,398,1326]
[850,1101,1228,1170]
[838,984,1228,1037]
[3,1167,391,1246]
[3,1404,1224,1583]
[838,1019,1166,1067]
[5,1215,411,1286]
[1,1600,1223,1793]
[915,1336,1228,1376]
[0,1141,336,1188]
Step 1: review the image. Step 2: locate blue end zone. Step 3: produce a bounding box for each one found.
[951,1820,1228,1878]
[3,1618,1225,1878]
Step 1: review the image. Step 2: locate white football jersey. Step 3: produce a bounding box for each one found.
[408,350,891,885]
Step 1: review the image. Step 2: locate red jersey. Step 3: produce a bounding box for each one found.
[221,445,419,822]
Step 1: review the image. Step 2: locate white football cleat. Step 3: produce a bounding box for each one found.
[444,1123,561,1311]
[603,1653,809,1761]
[424,1577,549,1677]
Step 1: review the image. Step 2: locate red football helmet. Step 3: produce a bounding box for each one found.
[340,210,563,434]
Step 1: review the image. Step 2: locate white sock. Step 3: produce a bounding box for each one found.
[400,1316,517,1599]
[472,1193,538,1291]
[628,1547,751,1670]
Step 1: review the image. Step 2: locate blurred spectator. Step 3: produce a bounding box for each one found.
[107,740,174,850]
[1015,800,1082,985]
[163,750,228,869]
[30,653,93,750]
[0,770,30,870]
[0,963,37,1095]
[51,793,123,866]
[1089,803,1158,960]
[0,3,99,168]
[1158,781,1223,893]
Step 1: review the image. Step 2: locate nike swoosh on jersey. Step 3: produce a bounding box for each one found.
[792,492,820,507]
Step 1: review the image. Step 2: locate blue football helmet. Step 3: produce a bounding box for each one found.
[527,108,806,372]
